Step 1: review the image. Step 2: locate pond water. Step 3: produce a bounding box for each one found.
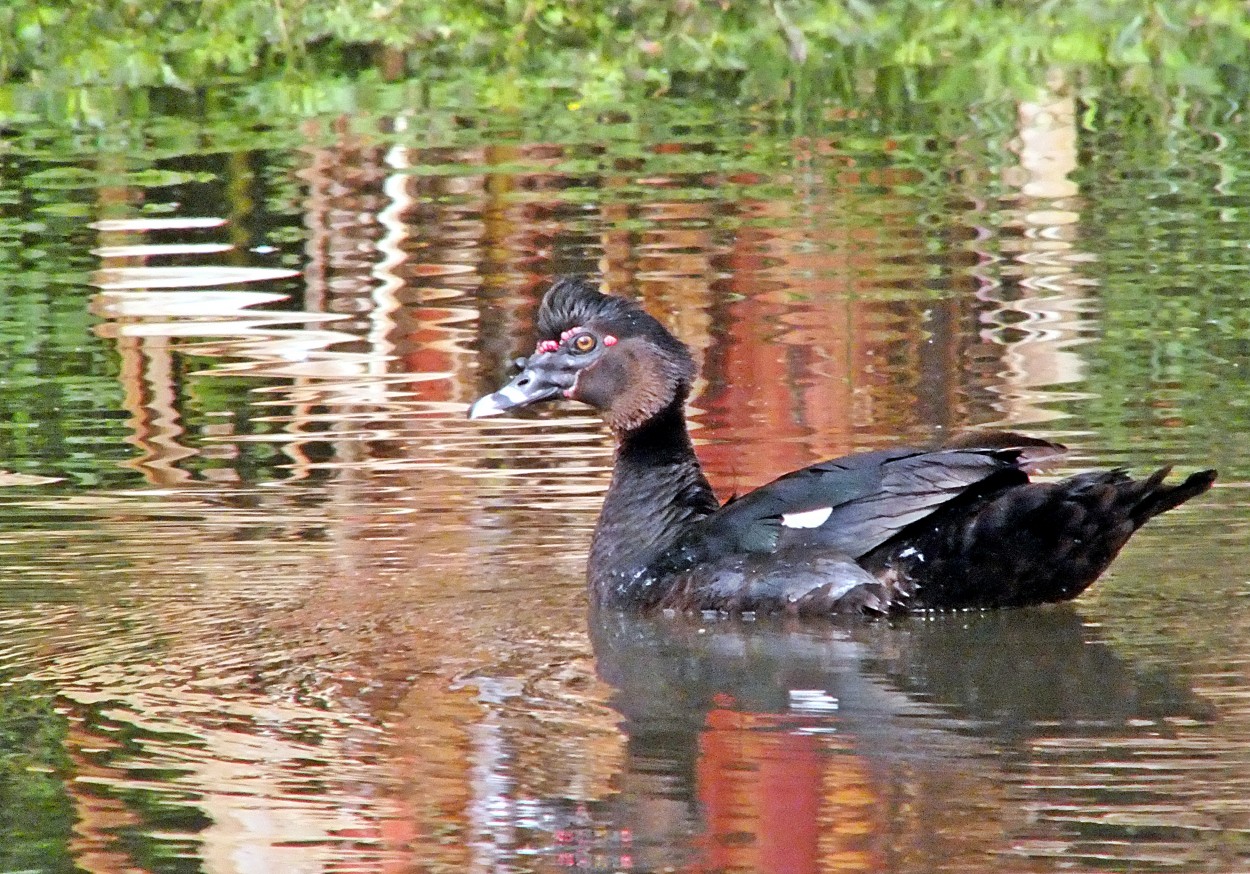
[1,89,1249,873]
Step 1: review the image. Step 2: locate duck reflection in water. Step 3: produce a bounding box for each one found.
[540,608,1213,872]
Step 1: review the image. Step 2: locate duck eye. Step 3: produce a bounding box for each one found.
[572,333,597,353]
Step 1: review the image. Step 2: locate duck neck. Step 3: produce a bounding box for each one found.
[589,394,719,606]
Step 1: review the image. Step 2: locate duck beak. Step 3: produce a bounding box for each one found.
[468,359,566,419]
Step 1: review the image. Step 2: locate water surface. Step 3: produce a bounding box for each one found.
[1,91,1248,872]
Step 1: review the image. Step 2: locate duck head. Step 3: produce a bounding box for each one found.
[469,277,696,433]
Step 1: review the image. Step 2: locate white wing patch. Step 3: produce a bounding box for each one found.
[781,506,833,529]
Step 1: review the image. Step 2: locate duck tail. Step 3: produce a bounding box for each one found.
[1130,467,1217,526]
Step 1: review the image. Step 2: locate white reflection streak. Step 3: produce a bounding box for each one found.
[989,77,1093,426]
[90,216,227,232]
[93,265,300,289]
[464,678,520,874]
[91,242,235,258]
[370,143,412,397]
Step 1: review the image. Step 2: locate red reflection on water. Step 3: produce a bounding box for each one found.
[695,708,882,874]
[696,161,950,494]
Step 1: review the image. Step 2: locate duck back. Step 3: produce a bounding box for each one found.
[863,466,1217,610]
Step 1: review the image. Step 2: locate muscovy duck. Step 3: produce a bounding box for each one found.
[469,277,1216,615]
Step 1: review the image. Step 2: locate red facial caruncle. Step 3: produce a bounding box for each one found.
[537,327,617,354]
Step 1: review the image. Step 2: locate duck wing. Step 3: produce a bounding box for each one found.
[697,446,1034,559]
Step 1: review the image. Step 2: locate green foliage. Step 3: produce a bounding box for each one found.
[1,0,1249,113]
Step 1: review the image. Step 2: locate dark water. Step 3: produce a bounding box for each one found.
[1,90,1249,872]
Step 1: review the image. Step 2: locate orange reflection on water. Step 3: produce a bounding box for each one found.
[697,708,880,873]
[696,155,959,492]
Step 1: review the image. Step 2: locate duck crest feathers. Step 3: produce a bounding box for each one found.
[537,277,639,338]
[537,278,693,373]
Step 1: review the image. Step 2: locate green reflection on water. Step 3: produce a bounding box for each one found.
[0,685,75,874]
[1071,120,1250,472]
